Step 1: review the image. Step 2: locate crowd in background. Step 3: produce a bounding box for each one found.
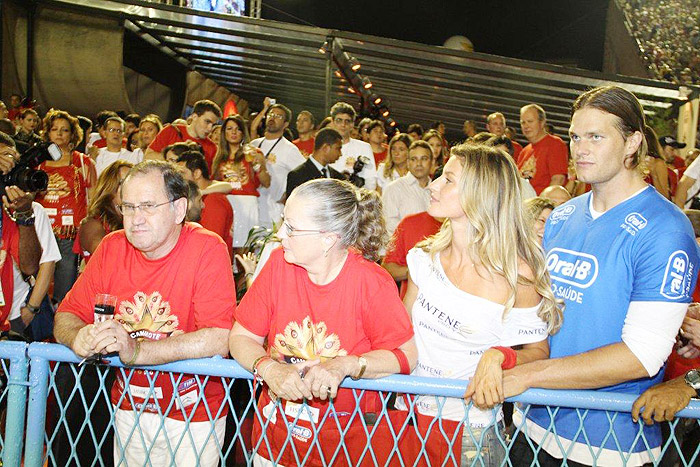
[621,0,700,84]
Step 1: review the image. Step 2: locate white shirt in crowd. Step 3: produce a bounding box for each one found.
[681,155,700,207]
[8,203,61,321]
[95,148,142,177]
[251,136,305,228]
[381,173,431,235]
[376,163,402,191]
[330,138,377,190]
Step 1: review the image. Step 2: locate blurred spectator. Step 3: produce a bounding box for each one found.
[292,110,315,158]
[286,128,344,199]
[124,113,140,137]
[644,126,672,199]
[367,120,388,165]
[377,133,412,193]
[487,112,523,160]
[524,197,556,245]
[14,109,41,147]
[328,102,377,190]
[95,117,140,176]
[539,185,572,206]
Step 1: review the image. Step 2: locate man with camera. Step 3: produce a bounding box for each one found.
[0,132,43,331]
[328,102,378,190]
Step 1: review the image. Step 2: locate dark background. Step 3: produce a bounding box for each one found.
[261,0,610,71]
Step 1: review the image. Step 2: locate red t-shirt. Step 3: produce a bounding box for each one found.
[0,211,19,330]
[373,148,388,166]
[57,223,236,421]
[214,158,261,196]
[149,124,218,172]
[512,140,523,161]
[292,138,314,158]
[200,193,233,257]
[235,248,413,466]
[384,212,442,299]
[37,151,94,239]
[517,134,568,195]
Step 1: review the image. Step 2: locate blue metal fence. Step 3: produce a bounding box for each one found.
[0,341,698,466]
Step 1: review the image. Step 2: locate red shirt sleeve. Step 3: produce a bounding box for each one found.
[200,195,233,254]
[148,125,180,154]
[57,232,112,323]
[191,233,236,329]
[547,138,569,177]
[361,271,414,349]
[234,248,280,337]
[384,221,408,266]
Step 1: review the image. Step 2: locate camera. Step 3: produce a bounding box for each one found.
[348,155,370,188]
[1,142,61,195]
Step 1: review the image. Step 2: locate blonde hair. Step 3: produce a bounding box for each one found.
[383,133,412,179]
[419,143,563,333]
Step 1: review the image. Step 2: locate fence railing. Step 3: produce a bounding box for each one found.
[0,341,698,466]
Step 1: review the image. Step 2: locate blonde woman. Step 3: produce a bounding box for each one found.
[376,133,411,192]
[400,143,562,464]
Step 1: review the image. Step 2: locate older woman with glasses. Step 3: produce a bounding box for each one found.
[229,178,417,466]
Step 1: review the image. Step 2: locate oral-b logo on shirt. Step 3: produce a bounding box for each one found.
[546,248,599,288]
[660,250,692,300]
[621,212,648,236]
[548,205,575,225]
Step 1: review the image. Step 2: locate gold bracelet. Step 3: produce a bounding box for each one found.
[125,339,141,366]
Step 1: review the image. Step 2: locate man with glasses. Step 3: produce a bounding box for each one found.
[250,103,305,228]
[382,140,432,236]
[95,117,140,176]
[328,102,377,190]
[54,160,236,466]
[145,100,221,171]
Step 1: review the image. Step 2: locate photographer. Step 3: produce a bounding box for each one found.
[0,131,42,331]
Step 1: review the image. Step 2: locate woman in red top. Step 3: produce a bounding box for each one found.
[36,109,97,302]
[212,115,270,249]
[78,160,134,261]
[229,179,417,466]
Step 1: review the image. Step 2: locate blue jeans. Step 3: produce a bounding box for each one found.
[53,237,78,303]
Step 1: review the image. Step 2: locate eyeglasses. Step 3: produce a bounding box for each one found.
[267,113,285,120]
[107,128,123,134]
[118,200,173,216]
[282,221,324,237]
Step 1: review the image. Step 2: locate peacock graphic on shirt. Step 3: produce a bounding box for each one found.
[115,291,184,340]
[272,316,347,363]
[520,154,537,180]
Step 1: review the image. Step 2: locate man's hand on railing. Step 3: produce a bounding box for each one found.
[463,348,505,409]
[631,376,696,425]
[71,324,97,358]
[91,320,137,364]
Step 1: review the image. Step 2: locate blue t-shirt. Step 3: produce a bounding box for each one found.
[527,186,699,453]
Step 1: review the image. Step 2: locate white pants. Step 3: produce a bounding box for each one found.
[113,408,225,466]
[228,194,259,247]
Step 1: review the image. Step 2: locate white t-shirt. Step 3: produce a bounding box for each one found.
[682,155,700,207]
[9,203,62,321]
[397,248,547,426]
[251,136,305,227]
[381,174,431,235]
[95,148,141,177]
[376,163,401,190]
[330,138,377,190]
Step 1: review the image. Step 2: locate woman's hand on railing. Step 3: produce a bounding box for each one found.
[463,349,505,409]
[264,360,315,402]
[303,356,355,401]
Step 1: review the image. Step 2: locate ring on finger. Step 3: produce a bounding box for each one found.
[114,336,118,343]
[320,385,330,394]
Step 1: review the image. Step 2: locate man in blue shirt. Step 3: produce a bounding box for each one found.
[505,86,699,466]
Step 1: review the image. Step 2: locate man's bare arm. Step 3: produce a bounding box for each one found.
[7,189,41,276]
[674,175,696,208]
[503,342,648,397]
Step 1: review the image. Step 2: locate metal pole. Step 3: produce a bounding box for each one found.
[324,37,333,116]
[26,1,35,100]
[2,342,29,467]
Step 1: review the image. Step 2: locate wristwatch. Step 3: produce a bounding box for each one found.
[25,303,40,314]
[684,369,700,397]
[14,209,35,226]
